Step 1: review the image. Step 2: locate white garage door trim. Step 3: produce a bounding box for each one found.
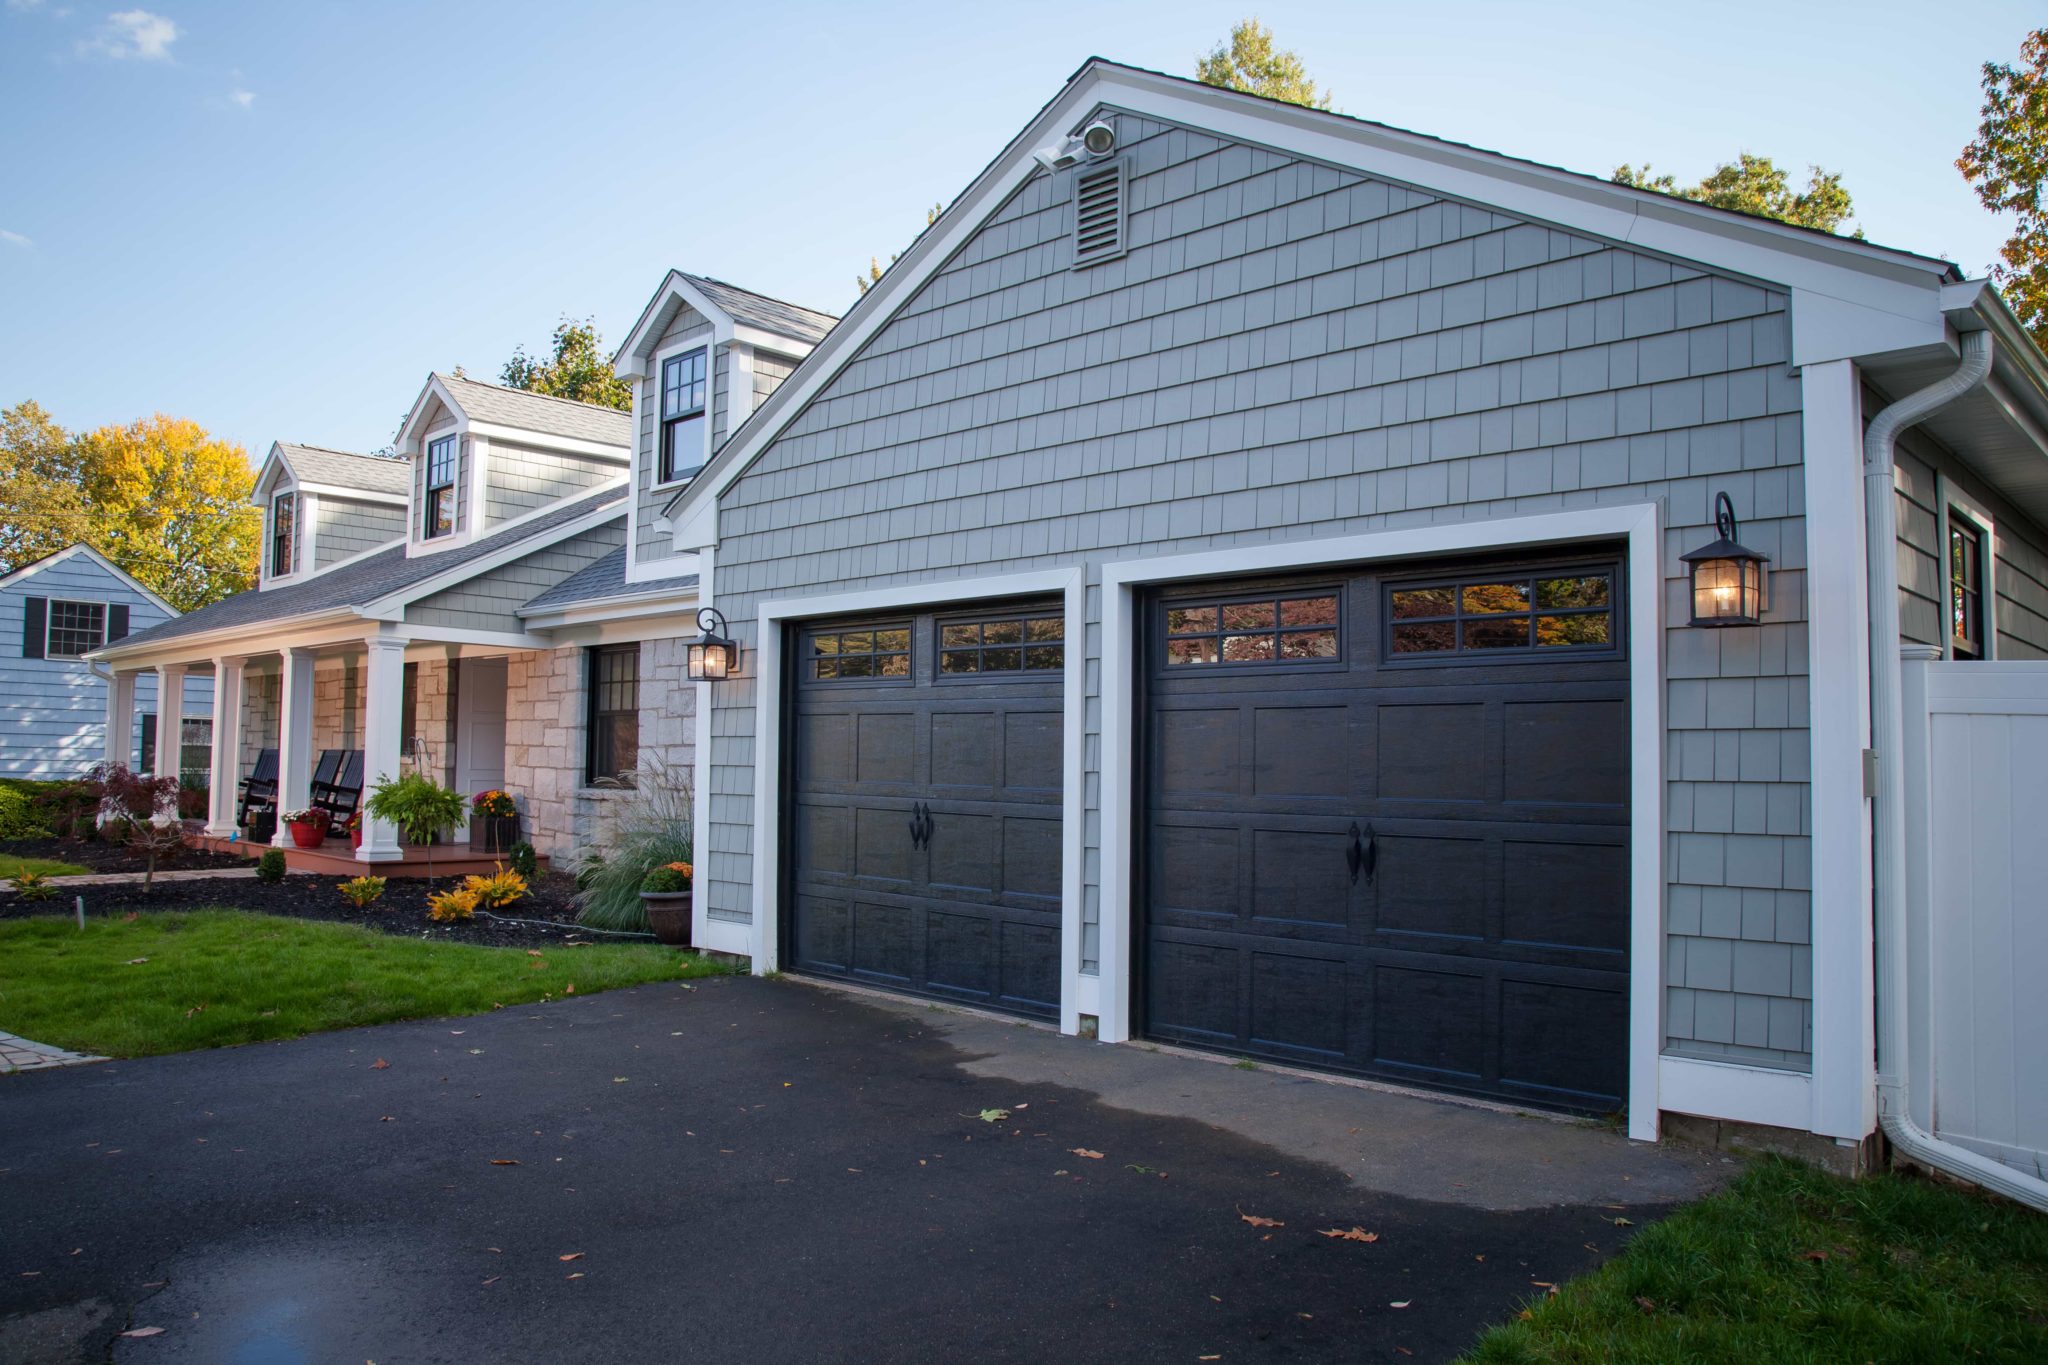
[1100,503,1666,1141]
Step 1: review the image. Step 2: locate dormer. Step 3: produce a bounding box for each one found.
[612,272,836,584]
[250,442,410,589]
[391,373,632,558]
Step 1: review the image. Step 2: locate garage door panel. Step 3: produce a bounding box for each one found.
[1377,702,1488,801]
[1501,839,1629,954]
[794,893,850,972]
[855,712,916,785]
[795,803,853,878]
[853,806,919,884]
[930,711,997,788]
[1504,699,1629,806]
[1149,823,1241,920]
[850,900,917,984]
[1498,979,1627,1102]
[1158,709,1241,798]
[1002,816,1062,901]
[925,910,995,999]
[796,712,854,783]
[1145,937,1240,1044]
[1249,952,1349,1059]
[1371,964,1487,1081]
[927,812,997,894]
[1003,710,1062,791]
[1250,826,1354,928]
[1000,921,1061,1012]
[1251,705,1353,799]
[1372,833,1489,940]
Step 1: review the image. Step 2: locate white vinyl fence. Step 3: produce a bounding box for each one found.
[1899,657,2048,1181]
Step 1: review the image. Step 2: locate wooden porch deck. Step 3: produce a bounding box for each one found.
[188,834,549,880]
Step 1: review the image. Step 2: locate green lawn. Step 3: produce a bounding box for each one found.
[0,852,91,879]
[1464,1156,2048,1364]
[0,910,730,1058]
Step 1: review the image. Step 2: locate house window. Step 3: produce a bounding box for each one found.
[1950,513,1987,660]
[807,625,911,681]
[271,491,297,576]
[659,348,708,484]
[424,435,457,538]
[1163,593,1339,666]
[940,614,1065,675]
[179,717,213,789]
[45,599,107,658]
[586,644,640,786]
[1387,571,1615,657]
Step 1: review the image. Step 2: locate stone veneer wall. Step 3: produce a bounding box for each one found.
[238,669,280,776]
[310,658,363,754]
[504,639,696,864]
[404,657,457,786]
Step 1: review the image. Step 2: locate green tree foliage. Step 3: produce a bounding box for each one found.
[500,317,631,411]
[1959,28,2048,350]
[1,402,259,609]
[1196,19,1333,110]
[1613,154,1857,235]
[857,204,944,297]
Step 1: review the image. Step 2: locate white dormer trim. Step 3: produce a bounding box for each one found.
[613,272,739,380]
[412,419,471,558]
[463,422,630,463]
[260,480,308,590]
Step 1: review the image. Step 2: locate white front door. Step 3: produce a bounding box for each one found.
[453,657,508,799]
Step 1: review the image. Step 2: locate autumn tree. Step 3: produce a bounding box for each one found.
[1196,19,1333,110]
[501,317,631,411]
[857,204,943,297]
[69,416,261,612]
[0,401,91,574]
[1613,154,1857,235]
[1959,28,2048,349]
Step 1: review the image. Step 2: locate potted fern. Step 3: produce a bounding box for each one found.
[363,770,467,882]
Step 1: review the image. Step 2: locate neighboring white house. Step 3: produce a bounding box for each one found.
[0,544,212,780]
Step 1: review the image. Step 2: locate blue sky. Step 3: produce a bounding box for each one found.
[1,1,2037,463]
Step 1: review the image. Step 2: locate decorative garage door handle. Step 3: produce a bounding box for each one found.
[908,802,934,850]
[1346,822,1362,884]
[1346,822,1377,886]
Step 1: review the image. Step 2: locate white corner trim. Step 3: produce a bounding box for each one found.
[1096,502,1665,1138]
[1658,1055,1814,1132]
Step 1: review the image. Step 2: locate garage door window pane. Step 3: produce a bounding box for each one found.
[1536,576,1609,610]
[1279,629,1338,658]
[1464,618,1532,650]
[1537,614,1610,646]
[1166,637,1218,665]
[809,625,912,681]
[1159,592,1343,668]
[935,613,1064,675]
[1391,588,1453,619]
[1462,582,1530,614]
[941,650,979,673]
[1392,621,1457,653]
[1167,606,1217,635]
[1386,570,1614,658]
[1279,596,1338,627]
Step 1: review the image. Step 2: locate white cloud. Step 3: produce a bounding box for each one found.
[0,229,32,248]
[79,8,178,60]
[228,87,253,109]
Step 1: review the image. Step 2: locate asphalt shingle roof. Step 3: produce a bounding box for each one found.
[435,374,634,447]
[277,443,411,497]
[683,274,838,346]
[108,491,627,653]
[518,546,698,615]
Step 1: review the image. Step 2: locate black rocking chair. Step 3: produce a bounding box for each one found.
[236,748,280,829]
[309,749,365,832]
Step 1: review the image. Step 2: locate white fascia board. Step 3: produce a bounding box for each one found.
[296,481,410,507]
[731,324,818,356]
[663,63,1964,539]
[464,421,631,463]
[400,625,554,653]
[251,444,291,504]
[88,608,366,668]
[394,374,459,452]
[613,272,736,378]
[1,544,180,618]
[526,610,701,648]
[518,584,701,630]
[359,493,628,616]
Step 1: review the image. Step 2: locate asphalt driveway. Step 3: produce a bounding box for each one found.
[1,975,1728,1364]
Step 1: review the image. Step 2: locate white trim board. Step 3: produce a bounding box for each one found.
[1096,502,1668,1141]
[0,543,180,617]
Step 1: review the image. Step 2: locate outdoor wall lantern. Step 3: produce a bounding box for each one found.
[686,608,739,681]
[1682,491,1771,627]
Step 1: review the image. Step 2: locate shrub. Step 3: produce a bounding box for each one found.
[576,756,692,933]
[507,841,538,879]
[12,869,56,901]
[471,789,516,819]
[29,779,99,840]
[641,861,691,894]
[256,849,287,883]
[93,763,192,890]
[365,771,467,881]
[0,785,51,839]
[176,784,209,820]
[426,886,478,922]
[462,865,527,910]
[337,875,386,908]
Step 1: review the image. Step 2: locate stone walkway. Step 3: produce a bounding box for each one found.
[0,1029,105,1074]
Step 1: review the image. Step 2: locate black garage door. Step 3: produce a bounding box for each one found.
[1140,553,1630,1113]
[785,605,1064,1017]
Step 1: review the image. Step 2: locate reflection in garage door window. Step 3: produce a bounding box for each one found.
[1389,571,1613,656]
[940,614,1064,675]
[1163,593,1339,666]
[809,625,912,680]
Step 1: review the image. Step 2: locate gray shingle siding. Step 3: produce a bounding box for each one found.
[313,495,404,570]
[405,519,625,633]
[1891,419,2048,659]
[0,553,211,777]
[703,111,1815,1068]
[753,351,798,409]
[484,439,620,527]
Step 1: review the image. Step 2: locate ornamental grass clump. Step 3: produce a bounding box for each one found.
[337,875,386,909]
[576,756,692,933]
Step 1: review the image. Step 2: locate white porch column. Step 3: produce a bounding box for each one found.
[357,634,408,863]
[272,647,317,846]
[206,657,247,837]
[104,669,138,769]
[153,664,187,780]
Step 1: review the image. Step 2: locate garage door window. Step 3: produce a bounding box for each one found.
[1388,571,1614,657]
[808,625,911,681]
[1163,593,1339,666]
[939,614,1064,675]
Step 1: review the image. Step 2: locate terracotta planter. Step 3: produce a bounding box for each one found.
[349,826,362,851]
[639,890,692,946]
[470,813,522,855]
[287,817,329,850]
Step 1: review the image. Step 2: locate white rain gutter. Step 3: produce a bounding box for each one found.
[1864,328,2048,1210]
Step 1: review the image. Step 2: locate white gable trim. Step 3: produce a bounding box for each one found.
[661,60,1970,546]
[614,272,737,379]
[295,480,409,507]
[0,543,179,616]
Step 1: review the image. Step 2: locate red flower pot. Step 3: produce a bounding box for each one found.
[288,818,328,849]
[350,826,362,851]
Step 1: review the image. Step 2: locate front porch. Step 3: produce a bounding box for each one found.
[187,832,550,879]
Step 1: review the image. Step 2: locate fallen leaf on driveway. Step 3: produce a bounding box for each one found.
[559,1253,584,1262]
[1612,1216,1634,1227]
[976,1109,1011,1123]
[1238,1212,1284,1228]
[1317,1227,1378,1243]
[489,1159,520,1166]
[119,1327,165,1337]
[481,1275,501,1286]
[379,1116,395,1123]
[370,1058,390,1070]
[1388,1300,1411,1309]
[566,1272,584,1279]
[612,1077,629,1084]
[1069,1148,1104,1160]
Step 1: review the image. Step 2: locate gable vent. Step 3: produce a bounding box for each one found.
[1072,160,1126,268]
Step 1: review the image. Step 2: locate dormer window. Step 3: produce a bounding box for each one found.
[424,435,457,538]
[271,491,297,576]
[659,348,708,484]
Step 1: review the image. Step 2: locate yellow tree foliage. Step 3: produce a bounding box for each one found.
[1197,19,1335,111]
[0,401,92,574]
[68,415,260,611]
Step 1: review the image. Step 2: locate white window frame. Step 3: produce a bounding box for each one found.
[45,598,109,659]
[1936,477,1997,662]
[270,489,300,580]
[652,339,712,490]
[421,428,461,541]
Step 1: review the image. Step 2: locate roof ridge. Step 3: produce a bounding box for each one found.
[681,272,840,323]
[436,371,633,417]
[282,441,402,462]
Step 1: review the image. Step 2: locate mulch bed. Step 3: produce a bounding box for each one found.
[1,837,249,876]
[0,866,646,949]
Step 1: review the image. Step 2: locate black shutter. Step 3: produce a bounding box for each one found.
[108,603,130,642]
[21,596,45,659]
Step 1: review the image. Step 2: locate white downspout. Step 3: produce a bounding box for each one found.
[1864,329,2048,1210]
